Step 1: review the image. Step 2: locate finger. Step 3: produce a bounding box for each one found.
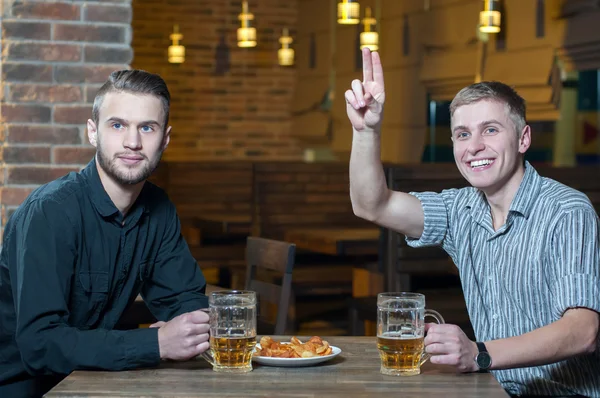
[363,90,373,105]
[345,89,360,110]
[424,322,438,333]
[371,51,385,87]
[429,353,461,367]
[188,332,210,347]
[424,332,438,346]
[362,47,373,83]
[191,323,210,336]
[424,331,450,346]
[425,343,449,355]
[149,321,166,328]
[187,309,210,324]
[351,79,365,107]
[182,323,210,337]
[195,341,210,355]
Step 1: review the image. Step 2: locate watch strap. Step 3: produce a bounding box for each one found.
[476,341,488,353]
[475,341,490,372]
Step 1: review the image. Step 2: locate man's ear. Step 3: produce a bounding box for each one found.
[162,125,171,151]
[518,125,531,154]
[87,119,98,148]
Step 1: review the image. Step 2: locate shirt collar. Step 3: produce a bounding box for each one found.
[507,161,541,219]
[465,161,541,224]
[81,158,149,220]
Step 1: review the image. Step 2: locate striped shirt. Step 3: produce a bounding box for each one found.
[406,162,600,397]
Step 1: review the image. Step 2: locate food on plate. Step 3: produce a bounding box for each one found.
[253,336,333,358]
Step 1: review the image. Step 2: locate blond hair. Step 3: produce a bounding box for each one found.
[450,81,526,135]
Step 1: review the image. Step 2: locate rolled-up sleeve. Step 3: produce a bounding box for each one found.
[550,208,600,320]
[405,189,459,258]
[142,202,208,321]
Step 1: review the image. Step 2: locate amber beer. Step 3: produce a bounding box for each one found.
[210,336,257,368]
[202,290,257,373]
[377,333,425,376]
[376,292,444,376]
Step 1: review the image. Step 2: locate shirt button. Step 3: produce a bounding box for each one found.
[488,276,493,281]
[492,314,499,320]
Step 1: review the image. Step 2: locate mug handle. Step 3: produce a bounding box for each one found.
[420,309,445,366]
[201,351,216,366]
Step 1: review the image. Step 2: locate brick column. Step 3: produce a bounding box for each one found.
[0,0,132,238]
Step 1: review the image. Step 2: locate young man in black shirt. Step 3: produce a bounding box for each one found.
[0,70,210,397]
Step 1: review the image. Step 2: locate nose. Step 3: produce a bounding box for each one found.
[467,134,485,155]
[123,127,142,150]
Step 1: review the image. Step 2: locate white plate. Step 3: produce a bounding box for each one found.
[252,344,342,367]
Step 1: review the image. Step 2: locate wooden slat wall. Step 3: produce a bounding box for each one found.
[253,162,372,240]
[162,162,254,222]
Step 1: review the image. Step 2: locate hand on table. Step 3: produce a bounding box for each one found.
[345,47,386,133]
[424,323,479,373]
[154,309,210,361]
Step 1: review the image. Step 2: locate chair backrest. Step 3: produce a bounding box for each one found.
[244,236,296,335]
[382,164,467,291]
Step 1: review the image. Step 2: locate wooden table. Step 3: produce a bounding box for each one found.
[46,336,508,397]
[284,228,380,256]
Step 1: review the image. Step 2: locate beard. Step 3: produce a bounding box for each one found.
[96,143,163,186]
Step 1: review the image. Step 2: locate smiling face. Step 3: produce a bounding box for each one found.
[87,91,171,187]
[451,99,531,196]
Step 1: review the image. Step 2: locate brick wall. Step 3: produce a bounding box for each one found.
[0,0,133,238]
[131,0,303,161]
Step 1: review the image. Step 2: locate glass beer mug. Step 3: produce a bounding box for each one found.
[377,292,444,376]
[201,290,257,373]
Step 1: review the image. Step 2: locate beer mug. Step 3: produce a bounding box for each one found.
[376,292,444,376]
[201,290,257,373]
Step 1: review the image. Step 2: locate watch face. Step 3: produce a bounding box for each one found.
[477,352,492,370]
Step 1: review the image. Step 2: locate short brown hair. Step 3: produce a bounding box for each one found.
[450,81,526,135]
[92,69,171,128]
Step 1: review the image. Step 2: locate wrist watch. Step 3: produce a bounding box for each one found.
[474,342,492,372]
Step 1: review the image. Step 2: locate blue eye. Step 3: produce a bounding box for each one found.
[457,132,470,139]
[141,125,153,133]
[112,123,122,130]
[486,127,498,134]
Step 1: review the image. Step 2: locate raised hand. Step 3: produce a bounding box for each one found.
[345,47,386,132]
[156,309,210,361]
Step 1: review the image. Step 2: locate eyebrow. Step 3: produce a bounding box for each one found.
[452,119,504,134]
[105,117,162,127]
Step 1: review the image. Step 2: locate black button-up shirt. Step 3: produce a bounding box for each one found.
[0,159,207,397]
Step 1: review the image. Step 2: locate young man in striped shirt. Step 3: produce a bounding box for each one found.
[347,48,600,397]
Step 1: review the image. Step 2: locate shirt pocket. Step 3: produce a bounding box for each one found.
[73,271,110,326]
[79,271,109,293]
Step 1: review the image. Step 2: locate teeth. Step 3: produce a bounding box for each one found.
[470,159,493,167]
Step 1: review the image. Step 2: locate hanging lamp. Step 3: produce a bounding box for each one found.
[359,7,378,51]
[278,28,294,66]
[238,1,257,48]
[479,0,501,33]
[168,24,185,63]
[338,0,360,25]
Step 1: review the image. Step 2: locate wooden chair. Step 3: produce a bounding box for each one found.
[245,236,296,335]
[348,165,474,338]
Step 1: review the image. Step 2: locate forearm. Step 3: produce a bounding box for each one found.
[349,128,389,220]
[17,324,160,375]
[486,309,599,370]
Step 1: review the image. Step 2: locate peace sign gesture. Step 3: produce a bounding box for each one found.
[345,48,386,132]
